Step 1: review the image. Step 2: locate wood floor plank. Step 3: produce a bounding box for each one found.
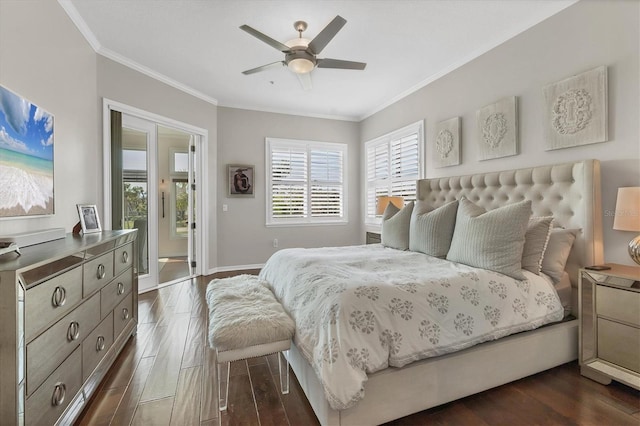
[101,322,157,390]
[132,396,175,426]
[200,347,219,423]
[174,279,196,314]
[170,366,203,426]
[110,356,156,426]
[220,372,260,426]
[248,362,288,426]
[266,354,319,426]
[76,386,125,426]
[181,313,205,369]
[140,313,191,402]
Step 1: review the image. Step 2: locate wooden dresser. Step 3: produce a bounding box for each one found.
[0,230,137,425]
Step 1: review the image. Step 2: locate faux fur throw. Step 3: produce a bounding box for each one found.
[206,274,294,351]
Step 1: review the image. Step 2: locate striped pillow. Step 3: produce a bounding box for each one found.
[409,200,458,257]
[446,197,532,280]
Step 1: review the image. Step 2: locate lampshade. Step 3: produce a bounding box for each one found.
[376,196,404,216]
[287,58,314,74]
[613,187,640,231]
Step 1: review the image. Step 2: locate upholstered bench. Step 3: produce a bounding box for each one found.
[206,274,295,411]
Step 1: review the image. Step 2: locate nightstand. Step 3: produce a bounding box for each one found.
[579,264,640,390]
[366,232,381,244]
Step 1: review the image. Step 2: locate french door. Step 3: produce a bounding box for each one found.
[121,114,159,291]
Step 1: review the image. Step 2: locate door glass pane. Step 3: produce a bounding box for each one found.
[122,131,149,276]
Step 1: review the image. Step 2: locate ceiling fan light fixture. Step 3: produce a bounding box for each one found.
[288,58,314,74]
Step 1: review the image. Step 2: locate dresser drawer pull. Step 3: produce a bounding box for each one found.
[97,263,106,279]
[67,321,80,341]
[52,382,66,406]
[122,308,130,320]
[96,335,106,352]
[117,282,125,295]
[122,251,129,264]
[52,286,67,307]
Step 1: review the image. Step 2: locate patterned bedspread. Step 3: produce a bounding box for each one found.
[259,244,563,410]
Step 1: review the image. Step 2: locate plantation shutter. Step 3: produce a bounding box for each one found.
[267,138,347,225]
[365,121,423,222]
[310,149,343,217]
[271,146,307,218]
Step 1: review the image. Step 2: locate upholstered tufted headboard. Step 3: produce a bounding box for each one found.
[417,160,603,293]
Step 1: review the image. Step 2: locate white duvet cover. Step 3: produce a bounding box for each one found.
[259,244,563,410]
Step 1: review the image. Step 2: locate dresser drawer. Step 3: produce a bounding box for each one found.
[114,291,134,338]
[26,293,101,395]
[83,251,114,297]
[25,266,83,341]
[101,268,133,318]
[82,312,114,382]
[114,242,134,277]
[596,285,640,326]
[25,347,82,426]
[598,318,640,373]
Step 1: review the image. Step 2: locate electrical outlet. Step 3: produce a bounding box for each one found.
[222,204,228,212]
[273,238,278,248]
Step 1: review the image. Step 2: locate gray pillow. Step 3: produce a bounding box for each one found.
[521,216,554,275]
[541,228,579,283]
[381,201,414,250]
[409,200,458,257]
[446,197,532,280]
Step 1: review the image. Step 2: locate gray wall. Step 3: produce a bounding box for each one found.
[0,0,98,235]
[361,0,640,266]
[217,107,360,268]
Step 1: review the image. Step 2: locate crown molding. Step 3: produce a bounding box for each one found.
[57,0,218,107]
[217,101,359,122]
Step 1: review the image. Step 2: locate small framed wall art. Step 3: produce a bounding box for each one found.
[434,116,461,168]
[543,66,607,151]
[476,96,518,161]
[77,204,102,234]
[228,164,255,197]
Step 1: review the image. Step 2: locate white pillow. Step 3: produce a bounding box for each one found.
[541,228,579,283]
[521,216,554,275]
[381,201,414,250]
[409,200,458,257]
[447,197,532,280]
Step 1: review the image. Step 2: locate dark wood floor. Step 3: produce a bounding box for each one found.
[158,256,191,285]
[76,273,639,426]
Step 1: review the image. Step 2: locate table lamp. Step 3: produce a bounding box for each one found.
[376,196,404,216]
[613,187,640,265]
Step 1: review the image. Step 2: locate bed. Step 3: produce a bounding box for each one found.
[259,160,603,425]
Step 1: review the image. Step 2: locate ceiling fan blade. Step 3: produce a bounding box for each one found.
[242,61,285,75]
[240,24,291,52]
[317,58,366,70]
[296,72,312,91]
[308,15,347,55]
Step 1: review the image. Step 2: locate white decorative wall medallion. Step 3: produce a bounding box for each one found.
[436,130,453,158]
[552,89,592,135]
[482,113,507,148]
[544,66,607,150]
[476,96,518,161]
[434,117,460,168]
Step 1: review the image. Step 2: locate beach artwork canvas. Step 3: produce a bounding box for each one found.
[0,85,54,217]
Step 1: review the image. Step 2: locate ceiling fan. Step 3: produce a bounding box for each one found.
[240,15,366,89]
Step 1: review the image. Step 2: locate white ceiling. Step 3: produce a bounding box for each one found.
[62,0,576,121]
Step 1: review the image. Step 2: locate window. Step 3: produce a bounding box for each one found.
[266,138,347,226]
[169,148,189,238]
[364,121,424,224]
[122,149,147,230]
